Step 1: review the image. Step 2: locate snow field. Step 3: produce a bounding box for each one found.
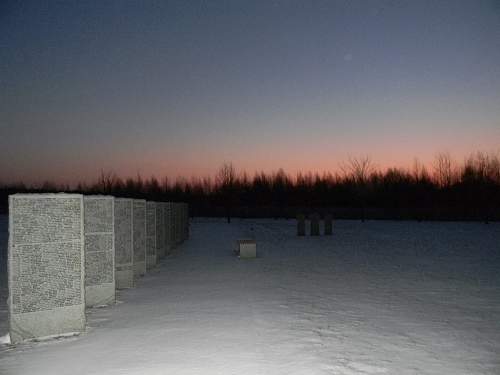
[0,216,499,374]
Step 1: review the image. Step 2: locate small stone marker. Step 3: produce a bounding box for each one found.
[310,213,320,236]
[84,195,115,307]
[133,199,146,279]
[324,214,333,235]
[9,194,85,343]
[238,239,256,259]
[114,198,134,289]
[146,201,157,269]
[297,214,305,236]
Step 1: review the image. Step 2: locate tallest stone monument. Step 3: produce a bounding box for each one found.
[8,194,86,343]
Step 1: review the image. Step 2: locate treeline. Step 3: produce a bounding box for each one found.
[1,151,499,221]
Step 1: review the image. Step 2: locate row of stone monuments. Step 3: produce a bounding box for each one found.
[297,214,333,236]
[8,193,189,344]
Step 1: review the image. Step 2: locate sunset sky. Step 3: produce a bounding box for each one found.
[1,0,499,185]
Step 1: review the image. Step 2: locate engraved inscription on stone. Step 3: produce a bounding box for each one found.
[114,199,133,265]
[173,203,177,244]
[146,202,156,257]
[12,197,81,244]
[165,203,172,249]
[146,237,155,256]
[174,203,179,244]
[156,203,164,257]
[170,203,177,246]
[133,200,146,264]
[9,194,83,315]
[182,203,187,239]
[185,203,189,239]
[84,198,113,233]
[84,196,114,289]
[84,233,114,286]
[161,203,168,253]
[12,242,82,314]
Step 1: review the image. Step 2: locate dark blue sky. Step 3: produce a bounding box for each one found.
[1,0,499,184]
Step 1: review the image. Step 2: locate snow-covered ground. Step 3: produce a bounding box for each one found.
[0,216,499,374]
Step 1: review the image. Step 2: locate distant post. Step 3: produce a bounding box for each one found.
[324,214,333,235]
[297,214,305,236]
[310,213,320,236]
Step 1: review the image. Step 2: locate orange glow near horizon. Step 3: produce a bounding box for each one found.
[3,137,498,187]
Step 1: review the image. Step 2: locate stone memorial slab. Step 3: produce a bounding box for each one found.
[146,201,157,269]
[173,203,178,247]
[177,203,182,244]
[178,203,183,243]
[8,194,85,343]
[168,203,174,249]
[324,214,333,235]
[162,202,169,255]
[114,198,134,289]
[179,203,183,242]
[171,203,177,246]
[156,202,165,259]
[310,213,320,236]
[169,203,176,249]
[297,214,305,236]
[164,202,173,254]
[133,199,146,279]
[84,196,115,307]
[183,203,189,241]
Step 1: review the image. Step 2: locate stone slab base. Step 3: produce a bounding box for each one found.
[159,246,166,259]
[85,283,115,307]
[165,243,173,254]
[146,255,157,270]
[134,261,146,279]
[10,304,85,344]
[116,269,134,289]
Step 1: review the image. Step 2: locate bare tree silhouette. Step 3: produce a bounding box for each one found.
[340,156,375,184]
[1,151,499,220]
[340,156,375,221]
[433,152,454,188]
[216,162,236,223]
[97,170,119,194]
